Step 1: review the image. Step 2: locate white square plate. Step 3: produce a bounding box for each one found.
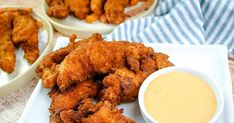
[19,41,234,123]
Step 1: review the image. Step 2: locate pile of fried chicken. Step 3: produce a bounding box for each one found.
[36,34,173,123]
[46,0,153,24]
[0,8,41,73]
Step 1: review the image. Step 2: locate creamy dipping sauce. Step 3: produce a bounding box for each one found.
[144,71,217,123]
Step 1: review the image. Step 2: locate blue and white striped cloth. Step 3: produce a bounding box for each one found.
[104,0,234,58]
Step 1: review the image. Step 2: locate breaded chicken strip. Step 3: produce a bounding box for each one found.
[60,98,95,123]
[0,12,16,73]
[56,41,154,90]
[100,0,129,24]
[82,101,135,123]
[46,0,69,19]
[153,52,174,69]
[100,68,145,105]
[36,34,103,88]
[65,0,90,19]
[49,80,99,123]
[12,10,41,64]
[49,80,99,113]
[60,99,135,123]
[85,0,105,23]
[100,54,173,105]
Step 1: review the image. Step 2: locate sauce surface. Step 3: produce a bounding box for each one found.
[144,71,217,123]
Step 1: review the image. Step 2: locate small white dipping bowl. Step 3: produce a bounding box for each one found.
[138,66,224,123]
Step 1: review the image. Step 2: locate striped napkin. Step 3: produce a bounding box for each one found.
[104,0,234,58]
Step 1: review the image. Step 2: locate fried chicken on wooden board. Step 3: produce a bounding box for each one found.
[60,99,135,123]
[56,41,154,90]
[85,0,106,23]
[46,0,69,19]
[36,34,103,88]
[100,0,129,24]
[0,12,16,73]
[64,0,90,19]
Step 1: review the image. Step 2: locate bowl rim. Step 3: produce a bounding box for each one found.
[0,5,54,97]
[41,0,158,32]
[138,66,224,123]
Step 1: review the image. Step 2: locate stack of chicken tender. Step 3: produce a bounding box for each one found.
[36,33,173,123]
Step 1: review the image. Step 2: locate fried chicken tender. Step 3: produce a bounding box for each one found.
[60,98,95,123]
[100,68,151,104]
[12,11,41,63]
[0,12,16,73]
[153,52,174,69]
[85,0,105,23]
[82,101,135,123]
[100,0,129,24]
[60,99,135,123]
[100,68,140,104]
[100,53,173,105]
[48,80,99,123]
[101,53,173,105]
[65,0,90,19]
[46,0,69,19]
[56,41,154,90]
[36,34,103,88]
[49,80,99,113]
